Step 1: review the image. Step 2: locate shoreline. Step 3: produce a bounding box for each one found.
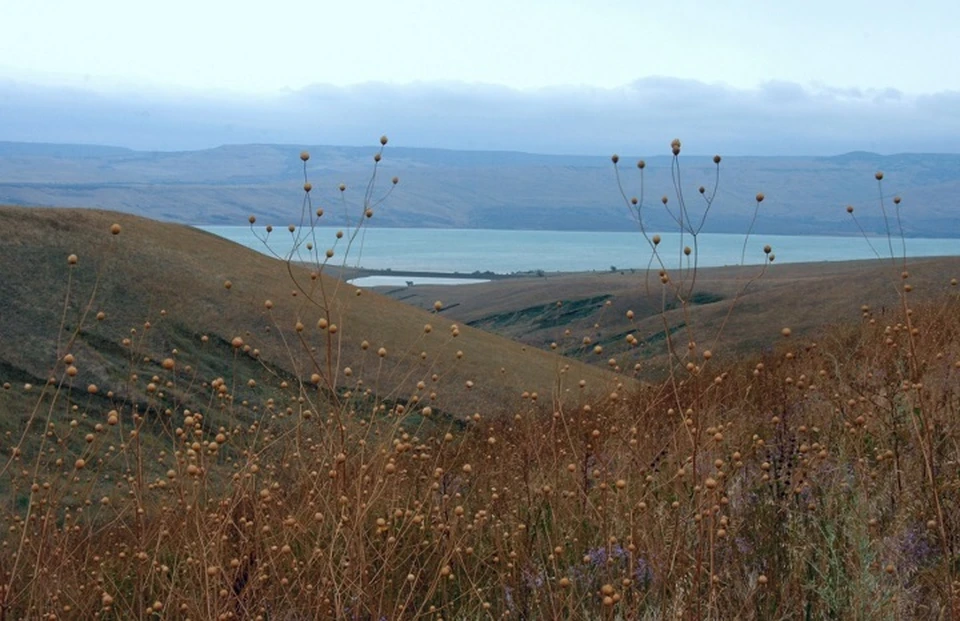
[322,255,960,285]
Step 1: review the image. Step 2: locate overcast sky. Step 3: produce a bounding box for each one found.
[2,0,958,154]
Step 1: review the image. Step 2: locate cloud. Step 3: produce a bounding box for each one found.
[1,77,957,155]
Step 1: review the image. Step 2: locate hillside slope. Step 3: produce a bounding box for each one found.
[0,206,619,425]
[385,257,960,375]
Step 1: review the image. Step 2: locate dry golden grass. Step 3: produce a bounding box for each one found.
[394,257,960,375]
[0,144,957,620]
[0,205,620,422]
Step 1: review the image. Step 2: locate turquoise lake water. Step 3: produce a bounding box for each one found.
[197,226,960,275]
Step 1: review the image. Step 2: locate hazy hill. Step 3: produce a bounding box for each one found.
[1,141,958,236]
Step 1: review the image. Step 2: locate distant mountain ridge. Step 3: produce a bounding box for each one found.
[1,141,958,236]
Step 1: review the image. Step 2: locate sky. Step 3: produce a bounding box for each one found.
[1,0,959,154]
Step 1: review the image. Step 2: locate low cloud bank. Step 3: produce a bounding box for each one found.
[1,77,957,155]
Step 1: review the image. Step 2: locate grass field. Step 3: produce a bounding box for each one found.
[0,205,618,422]
[0,149,958,619]
[383,256,960,375]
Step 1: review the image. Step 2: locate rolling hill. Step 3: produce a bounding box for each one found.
[0,205,621,431]
[383,257,960,375]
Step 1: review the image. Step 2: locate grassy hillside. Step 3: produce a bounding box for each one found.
[385,257,960,376]
[0,205,619,431]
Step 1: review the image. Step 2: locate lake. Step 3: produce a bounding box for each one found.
[197,225,960,275]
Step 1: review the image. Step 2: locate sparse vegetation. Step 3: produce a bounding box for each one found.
[0,139,957,620]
